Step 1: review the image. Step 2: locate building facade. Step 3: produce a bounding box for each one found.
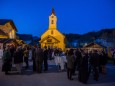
[40,8,65,51]
[0,19,18,48]
[0,19,17,39]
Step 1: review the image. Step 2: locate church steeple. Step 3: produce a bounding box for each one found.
[51,8,55,15]
[49,8,57,29]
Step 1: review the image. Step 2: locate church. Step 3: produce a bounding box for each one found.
[40,8,65,51]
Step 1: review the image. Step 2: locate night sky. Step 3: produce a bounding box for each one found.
[0,0,115,37]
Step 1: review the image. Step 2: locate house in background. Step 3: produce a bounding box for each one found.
[83,42,106,51]
[0,19,17,39]
[0,19,18,48]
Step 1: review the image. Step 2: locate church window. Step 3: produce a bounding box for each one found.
[52,16,54,18]
[47,39,52,42]
[51,30,53,35]
[51,20,54,24]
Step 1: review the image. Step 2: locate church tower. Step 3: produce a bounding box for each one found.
[40,8,65,51]
[49,8,57,29]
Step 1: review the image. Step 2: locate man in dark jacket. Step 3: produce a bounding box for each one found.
[89,50,99,81]
[35,46,44,73]
[78,50,89,84]
[66,49,75,80]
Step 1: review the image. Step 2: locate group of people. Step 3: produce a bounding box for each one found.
[0,45,112,84]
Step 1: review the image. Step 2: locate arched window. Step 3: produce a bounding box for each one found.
[51,20,54,24]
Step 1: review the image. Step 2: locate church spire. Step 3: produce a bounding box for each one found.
[51,8,55,15]
[49,8,57,29]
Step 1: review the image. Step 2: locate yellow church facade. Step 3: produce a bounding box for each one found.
[40,8,65,51]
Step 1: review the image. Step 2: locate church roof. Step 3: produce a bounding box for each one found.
[40,35,60,43]
[0,19,18,32]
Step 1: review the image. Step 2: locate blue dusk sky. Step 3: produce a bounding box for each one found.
[0,0,115,37]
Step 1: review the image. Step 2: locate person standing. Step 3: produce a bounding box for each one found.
[66,49,75,80]
[13,47,23,74]
[78,50,89,84]
[89,50,99,81]
[43,47,48,71]
[47,47,53,60]
[101,51,108,74]
[35,46,44,73]
[29,47,32,61]
[24,47,29,69]
[32,46,36,72]
[2,47,12,75]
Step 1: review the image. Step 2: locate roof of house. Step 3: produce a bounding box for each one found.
[0,19,18,31]
[83,42,106,48]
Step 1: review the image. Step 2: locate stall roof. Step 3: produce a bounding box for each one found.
[83,42,106,48]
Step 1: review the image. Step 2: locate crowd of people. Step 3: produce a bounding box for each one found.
[0,45,115,84]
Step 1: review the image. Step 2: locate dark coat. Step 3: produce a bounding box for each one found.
[78,53,89,83]
[13,50,23,64]
[101,52,108,65]
[35,48,44,62]
[66,55,75,69]
[2,50,12,72]
[35,48,44,73]
[43,49,48,59]
[90,52,99,67]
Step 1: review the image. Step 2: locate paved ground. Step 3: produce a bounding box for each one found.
[0,60,115,86]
